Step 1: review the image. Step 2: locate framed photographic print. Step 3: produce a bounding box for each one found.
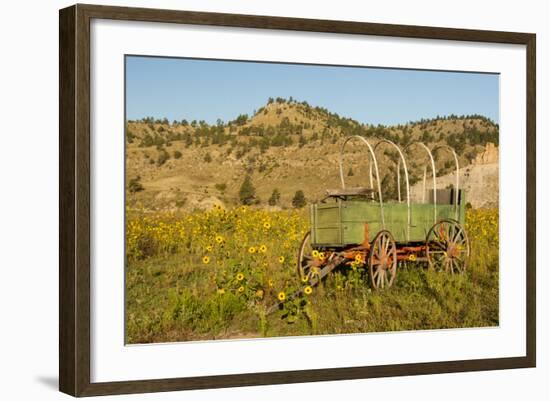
[59,4,536,397]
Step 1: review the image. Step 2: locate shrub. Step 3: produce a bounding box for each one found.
[268,189,281,206]
[292,190,306,208]
[157,150,170,166]
[215,183,227,192]
[173,150,183,159]
[126,129,135,143]
[128,176,144,193]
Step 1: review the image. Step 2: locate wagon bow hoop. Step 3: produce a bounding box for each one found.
[432,144,460,220]
[373,139,411,241]
[402,142,438,224]
[338,135,385,227]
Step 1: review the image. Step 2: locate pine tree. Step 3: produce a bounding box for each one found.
[292,190,306,208]
[239,175,256,205]
[268,189,281,206]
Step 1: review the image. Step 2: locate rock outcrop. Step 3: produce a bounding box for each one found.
[473,142,498,165]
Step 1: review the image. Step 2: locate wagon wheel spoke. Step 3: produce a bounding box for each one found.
[452,226,464,243]
[451,259,460,274]
[376,268,383,288]
[445,258,453,273]
[375,243,384,259]
[430,240,447,251]
[384,236,390,254]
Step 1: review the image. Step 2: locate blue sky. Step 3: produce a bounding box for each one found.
[126,56,499,126]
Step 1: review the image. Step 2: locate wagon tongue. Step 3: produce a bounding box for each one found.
[309,255,345,286]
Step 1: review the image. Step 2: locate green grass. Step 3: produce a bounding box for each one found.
[126,253,498,344]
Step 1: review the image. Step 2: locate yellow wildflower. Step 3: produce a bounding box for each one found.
[259,244,267,253]
[312,250,319,258]
[238,286,245,293]
[206,245,213,252]
[278,256,285,263]
[304,286,313,295]
[236,273,244,281]
[248,246,256,254]
[215,235,224,244]
[202,256,210,264]
[217,288,225,294]
[256,289,264,298]
[277,291,286,301]
[263,221,271,229]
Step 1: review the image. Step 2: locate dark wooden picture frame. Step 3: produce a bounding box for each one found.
[59,3,536,397]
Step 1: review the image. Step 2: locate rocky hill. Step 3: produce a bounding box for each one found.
[410,143,499,208]
[125,98,499,211]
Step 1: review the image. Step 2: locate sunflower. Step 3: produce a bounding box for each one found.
[318,252,326,260]
[355,254,363,263]
[301,275,309,283]
[215,235,224,244]
[263,221,271,229]
[259,244,267,253]
[408,254,417,261]
[238,286,245,293]
[278,256,285,263]
[248,246,256,254]
[312,250,319,258]
[205,245,213,252]
[236,273,244,281]
[268,279,274,287]
[304,286,313,295]
[202,256,210,264]
[277,292,286,301]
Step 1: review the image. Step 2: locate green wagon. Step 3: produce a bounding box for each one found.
[297,136,470,290]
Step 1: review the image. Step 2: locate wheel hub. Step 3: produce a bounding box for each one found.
[447,244,459,258]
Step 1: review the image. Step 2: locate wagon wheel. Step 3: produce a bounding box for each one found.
[368,230,397,289]
[426,220,470,274]
[297,232,316,282]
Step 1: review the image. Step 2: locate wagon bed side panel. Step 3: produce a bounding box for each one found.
[341,201,382,244]
[311,202,343,247]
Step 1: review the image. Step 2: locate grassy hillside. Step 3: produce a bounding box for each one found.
[125,98,499,211]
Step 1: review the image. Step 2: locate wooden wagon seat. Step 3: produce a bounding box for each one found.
[325,187,375,197]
